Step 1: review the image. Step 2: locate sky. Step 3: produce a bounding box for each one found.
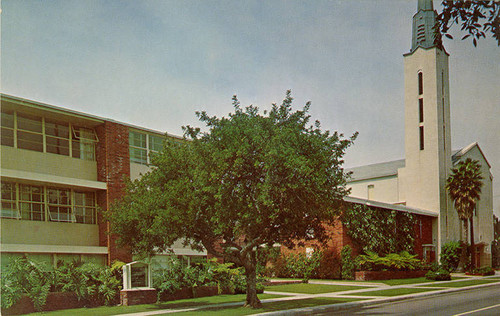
[1,0,499,215]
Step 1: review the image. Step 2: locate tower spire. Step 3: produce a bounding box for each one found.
[411,0,437,52]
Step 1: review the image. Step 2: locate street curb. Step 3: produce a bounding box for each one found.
[255,280,500,315]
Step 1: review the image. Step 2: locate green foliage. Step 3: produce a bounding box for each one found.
[341,245,355,280]
[425,268,451,281]
[341,204,416,255]
[440,241,463,272]
[152,257,262,299]
[1,257,122,311]
[493,215,500,268]
[0,256,52,311]
[311,249,341,280]
[108,91,356,307]
[446,158,483,222]
[356,251,421,272]
[267,250,323,281]
[468,266,495,276]
[435,1,500,47]
[53,260,122,306]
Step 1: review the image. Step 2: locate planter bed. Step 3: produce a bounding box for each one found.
[355,270,427,281]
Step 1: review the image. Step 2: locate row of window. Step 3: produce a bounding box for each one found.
[1,182,97,224]
[129,131,165,165]
[1,111,98,160]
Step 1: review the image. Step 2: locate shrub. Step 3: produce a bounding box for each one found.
[266,250,324,281]
[0,256,52,311]
[310,249,341,279]
[440,241,463,272]
[425,268,451,281]
[468,266,495,276]
[356,251,421,271]
[341,245,355,280]
[54,259,122,306]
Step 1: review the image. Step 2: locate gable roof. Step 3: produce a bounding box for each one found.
[347,143,489,182]
[346,159,405,182]
[451,142,491,168]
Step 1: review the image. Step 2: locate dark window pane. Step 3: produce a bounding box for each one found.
[418,72,423,95]
[1,111,14,128]
[419,126,424,150]
[45,120,69,138]
[46,137,69,155]
[419,98,424,123]
[1,127,14,146]
[17,114,42,133]
[17,131,43,152]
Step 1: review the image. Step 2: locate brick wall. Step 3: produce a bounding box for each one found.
[281,218,355,258]
[96,121,133,265]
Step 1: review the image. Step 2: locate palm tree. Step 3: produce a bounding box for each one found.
[446,158,483,271]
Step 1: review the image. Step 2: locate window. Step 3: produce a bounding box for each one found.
[1,182,19,219]
[1,182,97,224]
[17,114,43,152]
[72,126,98,160]
[74,191,96,224]
[19,185,45,221]
[419,126,424,150]
[45,119,70,156]
[48,188,72,222]
[129,131,147,164]
[418,72,423,95]
[419,98,424,123]
[1,111,14,147]
[129,131,166,165]
[149,135,164,153]
[0,111,97,160]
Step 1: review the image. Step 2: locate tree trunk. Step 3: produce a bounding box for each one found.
[456,219,468,272]
[243,251,262,308]
[470,217,476,270]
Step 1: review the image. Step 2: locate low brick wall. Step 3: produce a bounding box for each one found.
[120,288,158,306]
[355,270,427,281]
[2,292,87,315]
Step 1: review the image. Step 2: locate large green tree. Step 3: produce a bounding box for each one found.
[108,91,356,307]
[446,158,483,271]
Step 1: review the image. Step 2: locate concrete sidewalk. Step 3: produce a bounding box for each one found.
[114,274,500,316]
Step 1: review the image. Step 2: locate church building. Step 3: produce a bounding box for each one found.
[347,0,493,266]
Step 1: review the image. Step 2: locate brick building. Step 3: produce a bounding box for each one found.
[0,94,206,269]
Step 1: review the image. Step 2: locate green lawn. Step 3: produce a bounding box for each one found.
[354,287,437,297]
[419,279,500,288]
[380,276,466,286]
[28,294,282,316]
[265,283,371,294]
[173,297,361,315]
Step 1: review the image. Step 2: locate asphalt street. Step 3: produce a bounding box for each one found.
[318,284,500,316]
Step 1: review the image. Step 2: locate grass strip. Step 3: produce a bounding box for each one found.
[380,276,466,286]
[174,297,362,315]
[265,283,371,294]
[419,279,499,288]
[354,287,437,297]
[28,294,282,316]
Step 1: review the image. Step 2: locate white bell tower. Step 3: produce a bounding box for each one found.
[399,0,456,255]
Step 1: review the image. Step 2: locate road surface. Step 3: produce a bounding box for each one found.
[318,284,500,316]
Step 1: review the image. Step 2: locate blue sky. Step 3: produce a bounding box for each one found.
[1,0,499,214]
